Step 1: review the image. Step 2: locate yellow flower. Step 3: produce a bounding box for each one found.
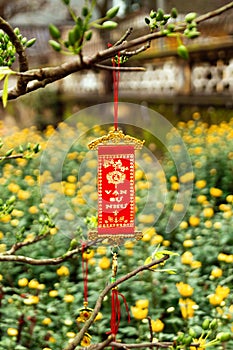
[66,332,76,338]
[18,278,28,287]
[96,246,107,255]
[94,312,103,321]
[179,298,196,319]
[151,319,165,332]
[135,169,144,181]
[63,294,74,303]
[210,187,223,197]
[197,195,208,204]
[67,175,77,183]
[28,206,39,214]
[98,256,111,270]
[77,307,93,323]
[124,241,134,249]
[183,240,194,248]
[80,333,92,347]
[215,285,230,299]
[24,295,39,305]
[203,207,214,218]
[82,250,94,261]
[226,194,233,203]
[189,216,200,227]
[17,189,31,200]
[211,268,223,278]
[7,327,18,336]
[209,294,223,306]
[42,317,52,325]
[176,282,194,297]
[191,260,202,269]
[170,175,177,183]
[181,251,193,265]
[180,172,195,183]
[195,180,206,189]
[49,290,58,297]
[138,214,155,224]
[28,279,40,289]
[136,299,149,309]
[218,253,227,262]
[179,221,188,229]
[171,182,180,191]
[56,265,70,276]
[0,244,7,253]
[151,234,163,246]
[204,220,212,228]
[131,306,148,320]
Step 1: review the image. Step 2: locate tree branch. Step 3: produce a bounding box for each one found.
[5,231,50,255]
[63,254,170,350]
[0,2,232,100]
[0,239,101,265]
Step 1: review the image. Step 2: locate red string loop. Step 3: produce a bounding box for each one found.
[82,243,88,304]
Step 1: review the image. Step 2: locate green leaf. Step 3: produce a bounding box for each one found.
[49,24,61,39]
[48,40,61,52]
[101,21,118,29]
[185,12,197,23]
[156,8,164,21]
[2,75,9,108]
[25,38,36,48]
[171,7,178,19]
[106,6,119,19]
[177,44,189,59]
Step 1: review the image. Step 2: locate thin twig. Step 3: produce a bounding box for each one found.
[123,41,151,58]
[0,153,24,161]
[86,335,115,350]
[114,27,133,46]
[147,317,154,344]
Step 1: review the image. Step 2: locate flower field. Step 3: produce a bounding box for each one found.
[0,112,233,350]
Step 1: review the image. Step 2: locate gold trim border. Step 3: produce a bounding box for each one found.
[88,129,144,150]
[88,231,143,246]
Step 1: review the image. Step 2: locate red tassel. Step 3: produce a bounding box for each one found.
[110,288,130,344]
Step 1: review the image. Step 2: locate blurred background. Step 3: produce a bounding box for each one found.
[0,0,233,128]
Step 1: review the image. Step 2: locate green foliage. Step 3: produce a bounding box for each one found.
[144,7,200,60]
[0,27,36,67]
[49,2,119,55]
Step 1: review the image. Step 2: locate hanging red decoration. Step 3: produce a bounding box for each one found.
[88,131,143,245]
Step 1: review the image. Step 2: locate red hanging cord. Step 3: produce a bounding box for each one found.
[82,243,88,305]
[108,43,121,131]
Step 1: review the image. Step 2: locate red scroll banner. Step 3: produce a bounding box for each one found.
[88,130,144,244]
[98,145,135,236]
